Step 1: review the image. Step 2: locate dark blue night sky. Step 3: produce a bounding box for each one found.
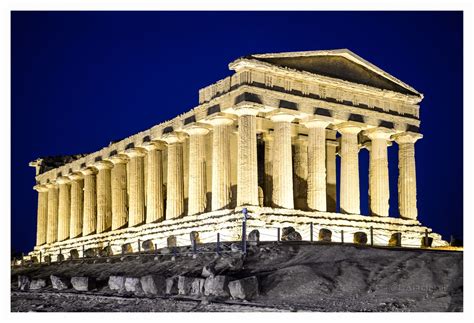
[11,11,463,253]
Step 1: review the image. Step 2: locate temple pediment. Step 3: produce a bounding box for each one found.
[239,49,421,97]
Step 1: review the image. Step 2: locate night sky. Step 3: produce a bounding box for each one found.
[11,11,463,253]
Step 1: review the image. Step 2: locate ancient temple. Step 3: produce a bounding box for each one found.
[27,49,447,261]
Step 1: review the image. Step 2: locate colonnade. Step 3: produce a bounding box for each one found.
[33,110,422,247]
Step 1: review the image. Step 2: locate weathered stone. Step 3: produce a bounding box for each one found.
[84,248,98,258]
[319,228,332,242]
[70,249,79,259]
[100,246,113,257]
[231,243,242,252]
[121,243,133,254]
[108,275,125,292]
[160,247,171,255]
[202,264,216,278]
[190,231,200,244]
[71,276,96,291]
[389,232,402,247]
[247,229,260,245]
[167,236,177,248]
[281,227,302,241]
[191,278,206,297]
[125,277,143,294]
[178,276,193,295]
[50,275,70,290]
[228,276,259,300]
[18,275,30,291]
[204,275,229,297]
[353,232,368,245]
[140,275,166,296]
[141,239,155,251]
[29,278,47,290]
[165,277,178,295]
[57,253,65,262]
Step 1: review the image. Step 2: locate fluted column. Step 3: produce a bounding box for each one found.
[337,123,363,214]
[34,185,48,246]
[366,128,393,217]
[68,173,83,238]
[56,177,71,241]
[270,113,295,209]
[124,148,146,227]
[110,155,129,230]
[143,142,165,223]
[81,167,98,236]
[208,116,233,211]
[164,133,184,219]
[95,160,113,233]
[46,182,59,244]
[183,126,209,215]
[326,141,338,212]
[293,135,308,210]
[236,109,259,206]
[262,132,273,207]
[305,120,331,211]
[394,132,423,220]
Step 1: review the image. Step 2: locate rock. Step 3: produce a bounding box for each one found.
[165,277,179,295]
[29,279,47,290]
[248,229,260,245]
[230,243,242,252]
[70,249,80,259]
[281,227,302,241]
[202,264,216,278]
[167,236,177,247]
[71,277,96,291]
[100,246,113,257]
[204,275,230,297]
[160,247,171,255]
[108,275,125,292]
[142,240,155,251]
[50,275,70,290]
[191,278,206,297]
[125,277,143,294]
[319,228,332,242]
[18,275,30,291]
[389,233,402,247]
[228,276,259,300]
[84,248,98,258]
[140,275,166,296]
[121,243,133,254]
[353,232,368,245]
[190,231,200,245]
[178,276,193,295]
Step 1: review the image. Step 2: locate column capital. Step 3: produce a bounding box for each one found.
[33,184,49,192]
[162,132,185,144]
[68,172,84,181]
[302,119,332,129]
[269,112,296,123]
[45,182,58,189]
[108,154,129,165]
[202,114,235,126]
[182,124,210,136]
[229,104,260,117]
[365,127,395,140]
[123,147,147,158]
[80,167,98,176]
[56,176,71,185]
[335,122,365,135]
[393,132,423,144]
[94,160,114,170]
[142,140,166,151]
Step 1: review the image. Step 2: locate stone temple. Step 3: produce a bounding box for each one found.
[27,49,447,261]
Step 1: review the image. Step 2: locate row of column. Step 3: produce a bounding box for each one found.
[34,110,421,247]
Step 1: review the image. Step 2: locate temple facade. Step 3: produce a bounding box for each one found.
[27,49,447,261]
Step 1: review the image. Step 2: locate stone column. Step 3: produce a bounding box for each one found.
[271,113,295,209]
[184,125,209,215]
[34,185,48,246]
[337,123,363,214]
[46,182,59,244]
[262,132,273,207]
[305,120,331,211]
[68,173,83,239]
[208,116,233,211]
[81,167,98,236]
[326,141,338,212]
[164,133,184,219]
[144,142,165,223]
[95,160,113,233]
[366,128,393,217]
[56,177,71,241]
[394,132,423,220]
[125,148,146,227]
[293,135,308,210]
[110,155,129,230]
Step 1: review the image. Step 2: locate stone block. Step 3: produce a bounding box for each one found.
[50,275,70,290]
[18,275,30,291]
[71,276,96,291]
[204,275,229,297]
[389,232,402,247]
[140,275,166,296]
[353,232,368,245]
[108,275,125,292]
[190,278,206,297]
[178,276,193,295]
[190,231,200,244]
[100,246,113,257]
[165,277,178,295]
[167,236,177,248]
[30,279,47,290]
[121,243,133,254]
[70,249,79,259]
[281,227,302,241]
[202,264,216,278]
[57,254,65,262]
[142,240,155,251]
[84,248,98,258]
[231,243,242,252]
[248,229,260,245]
[228,276,259,300]
[125,277,143,294]
[319,228,332,242]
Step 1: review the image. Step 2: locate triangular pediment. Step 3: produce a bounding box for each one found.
[243,49,421,97]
